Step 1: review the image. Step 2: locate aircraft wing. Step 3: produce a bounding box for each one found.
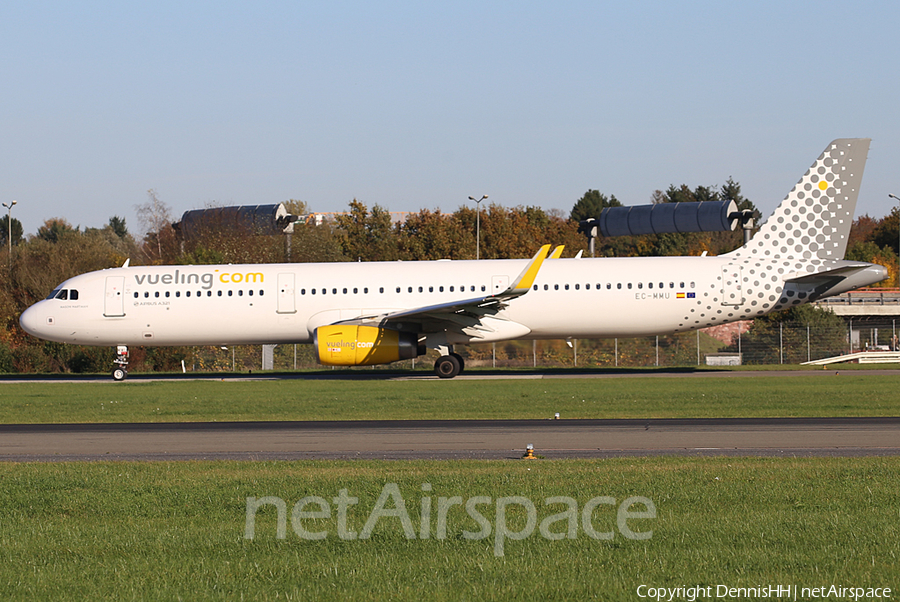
[339,244,552,338]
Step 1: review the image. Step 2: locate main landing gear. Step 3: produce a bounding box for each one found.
[112,345,129,381]
[434,351,465,379]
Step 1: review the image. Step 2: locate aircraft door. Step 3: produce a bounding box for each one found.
[277,273,296,314]
[491,275,509,295]
[721,265,743,306]
[104,276,125,317]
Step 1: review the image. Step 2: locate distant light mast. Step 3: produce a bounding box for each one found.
[468,195,488,260]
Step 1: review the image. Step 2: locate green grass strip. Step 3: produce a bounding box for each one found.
[1,373,899,423]
[0,458,897,600]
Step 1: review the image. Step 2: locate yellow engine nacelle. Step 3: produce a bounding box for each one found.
[314,325,424,366]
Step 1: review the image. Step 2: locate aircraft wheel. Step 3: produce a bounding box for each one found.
[112,368,127,381]
[450,352,465,374]
[434,355,461,379]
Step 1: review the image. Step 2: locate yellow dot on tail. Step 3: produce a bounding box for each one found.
[818,181,828,190]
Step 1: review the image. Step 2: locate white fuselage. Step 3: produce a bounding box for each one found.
[19,253,882,349]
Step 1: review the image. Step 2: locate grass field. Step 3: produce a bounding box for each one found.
[2,372,898,599]
[1,458,897,601]
[0,371,899,423]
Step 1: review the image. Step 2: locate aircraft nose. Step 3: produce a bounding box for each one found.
[19,303,50,338]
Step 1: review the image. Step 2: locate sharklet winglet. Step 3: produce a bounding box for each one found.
[509,244,552,292]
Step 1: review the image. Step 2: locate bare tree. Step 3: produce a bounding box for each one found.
[135,189,177,264]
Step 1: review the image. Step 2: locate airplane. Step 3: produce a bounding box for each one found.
[19,139,887,380]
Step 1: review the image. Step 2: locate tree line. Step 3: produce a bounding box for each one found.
[0,180,896,374]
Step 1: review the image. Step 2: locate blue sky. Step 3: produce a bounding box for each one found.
[2,1,899,237]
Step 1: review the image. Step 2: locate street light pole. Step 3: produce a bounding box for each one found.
[468,195,487,259]
[889,194,900,287]
[2,200,17,270]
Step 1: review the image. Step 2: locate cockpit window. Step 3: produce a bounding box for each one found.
[46,288,78,301]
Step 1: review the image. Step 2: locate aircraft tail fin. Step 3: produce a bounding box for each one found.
[728,138,870,262]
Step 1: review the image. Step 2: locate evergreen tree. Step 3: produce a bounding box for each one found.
[108,216,129,239]
[0,215,23,247]
[720,176,756,212]
[570,190,621,222]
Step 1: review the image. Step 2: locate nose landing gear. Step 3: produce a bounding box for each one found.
[112,345,129,381]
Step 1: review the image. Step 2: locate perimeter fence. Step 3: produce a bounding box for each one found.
[183,320,899,372]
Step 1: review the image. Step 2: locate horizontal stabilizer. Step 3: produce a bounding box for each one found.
[785,261,888,296]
